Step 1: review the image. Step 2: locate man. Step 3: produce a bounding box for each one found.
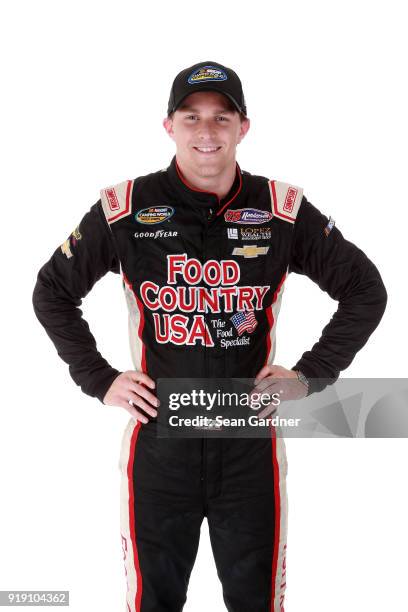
[32,61,387,612]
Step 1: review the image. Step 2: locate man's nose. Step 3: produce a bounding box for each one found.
[196,119,217,138]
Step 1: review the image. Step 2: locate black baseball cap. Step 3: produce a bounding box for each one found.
[167,61,247,117]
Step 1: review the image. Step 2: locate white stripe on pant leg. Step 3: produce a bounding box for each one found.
[274,435,289,612]
[119,418,139,612]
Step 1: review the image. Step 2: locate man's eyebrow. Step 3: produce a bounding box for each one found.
[179,106,232,114]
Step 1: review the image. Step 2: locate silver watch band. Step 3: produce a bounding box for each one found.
[296,370,310,393]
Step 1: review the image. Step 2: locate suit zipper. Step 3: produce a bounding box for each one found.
[202,208,211,378]
[201,208,211,511]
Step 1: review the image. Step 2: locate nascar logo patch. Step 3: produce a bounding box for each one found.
[135,206,174,225]
[224,208,273,225]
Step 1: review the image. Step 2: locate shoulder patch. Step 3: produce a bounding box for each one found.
[100,179,134,225]
[60,225,83,259]
[268,180,303,224]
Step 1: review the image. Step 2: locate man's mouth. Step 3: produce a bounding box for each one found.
[193,146,222,154]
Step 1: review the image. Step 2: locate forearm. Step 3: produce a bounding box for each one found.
[290,197,387,393]
[295,262,386,368]
[32,201,122,403]
[33,279,121,401]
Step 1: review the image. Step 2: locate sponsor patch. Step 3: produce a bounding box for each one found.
[105,187,120,211]
[227,228,238,239]
[60,238,73,259]
[135,206,174,225]
[230,311,258,336]
[71,225,82,245]
[134,230,178,239]
[283,186,298,213]
[225,208,273,225]
[60,225,82,259]
[240,227,271,241]
[139,254,270,348]
[232,245,269,258]
[324,216,335,237]
[188,65,227,84]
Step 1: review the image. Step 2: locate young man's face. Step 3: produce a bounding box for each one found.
[163,91,250,178]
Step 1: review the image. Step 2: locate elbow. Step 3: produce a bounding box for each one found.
[373,270,388,317]
[32,278,43,319]
[377,281,387,323]
[379,278,388,311]
[364,270,387,328]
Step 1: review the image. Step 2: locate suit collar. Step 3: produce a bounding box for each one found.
[166,154,243,214]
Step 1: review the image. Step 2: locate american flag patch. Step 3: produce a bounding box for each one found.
[230,311,258,336]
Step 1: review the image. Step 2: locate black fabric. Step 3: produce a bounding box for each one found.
[167,154,243,209]
[32,159,387,611]
[133,423,277,612]
[32,160,387,402]
[289,197,388,393]
[32,201,122,402]
[167,61,247,117]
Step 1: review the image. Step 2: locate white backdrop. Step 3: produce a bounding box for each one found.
[1,0,407,610]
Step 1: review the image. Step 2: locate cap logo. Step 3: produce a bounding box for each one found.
[188,65,227,84]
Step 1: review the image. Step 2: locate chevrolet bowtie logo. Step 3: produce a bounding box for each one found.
[232,245,270,258]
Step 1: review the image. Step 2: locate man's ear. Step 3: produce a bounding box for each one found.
[163,116,174,139]
[237,117,250,144]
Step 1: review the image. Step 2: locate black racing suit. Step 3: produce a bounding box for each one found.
[32,155,387,612]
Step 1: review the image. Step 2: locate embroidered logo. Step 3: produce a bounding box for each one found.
[135,206,174,225]
[230,311,258,335]
[240,227,271,240]
[283,187,298,213]
[227,228,238,239]
[232,245,269,258]
[324,216,335,237]
[60,225,82,259]
[188,65,227,84]
[134,230,178,239]
[105,188,120,211]
[225,208,273,225]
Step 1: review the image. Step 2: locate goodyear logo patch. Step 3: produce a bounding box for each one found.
[135,206,174,225]
[225,208,273,225]
[188,65,227,84]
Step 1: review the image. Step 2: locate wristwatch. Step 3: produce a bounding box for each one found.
[295,370,310,395]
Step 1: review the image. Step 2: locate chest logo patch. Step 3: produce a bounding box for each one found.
[227,228,238,239]
[135,206,174,225]
[240,227,271,240]
[230,311,258,335]
[188,65,227,84]
[232,245,269,258]
[225,208,273,225]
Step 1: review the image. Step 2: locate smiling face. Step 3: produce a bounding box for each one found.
[163,91,250,180]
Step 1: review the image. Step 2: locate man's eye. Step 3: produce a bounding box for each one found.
[216,116,228,121]
[186,115,197,120]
